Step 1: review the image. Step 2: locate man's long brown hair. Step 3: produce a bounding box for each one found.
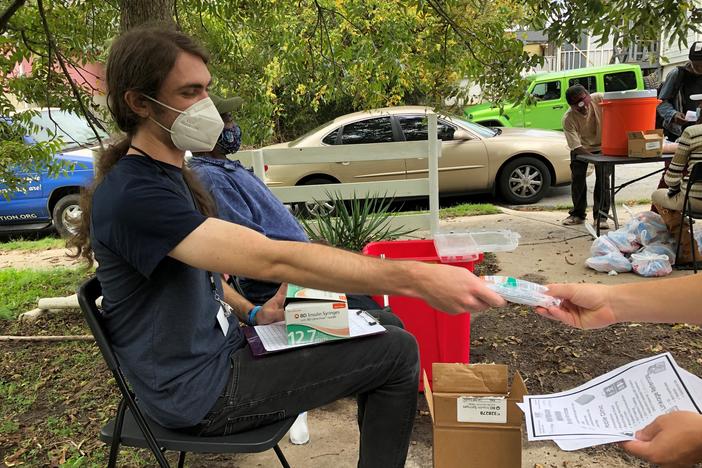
[68,26,216,265]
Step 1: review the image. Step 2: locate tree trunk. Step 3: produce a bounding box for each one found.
[118,0,176,32]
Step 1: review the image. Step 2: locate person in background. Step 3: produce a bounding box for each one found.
[650,93,702,263]
[652,41,702,209]
[561,85,612,230]
[657,42,702,142]
[188,95,389,313]
[534,276,702,468]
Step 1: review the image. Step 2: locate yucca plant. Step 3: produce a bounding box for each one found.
[297,191,417,251]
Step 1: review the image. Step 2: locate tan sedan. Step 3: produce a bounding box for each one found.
[263,106,572,206]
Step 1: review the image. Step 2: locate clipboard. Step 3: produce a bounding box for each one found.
[244,309,386,357]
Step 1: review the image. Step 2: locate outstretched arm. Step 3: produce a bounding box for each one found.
[170,217,506,315]
[536,274,702,329]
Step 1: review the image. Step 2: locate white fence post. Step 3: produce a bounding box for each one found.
[252,148,265,179]
[427,113,440,235]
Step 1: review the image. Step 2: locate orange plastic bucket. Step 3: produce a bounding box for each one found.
[601,90,659,156]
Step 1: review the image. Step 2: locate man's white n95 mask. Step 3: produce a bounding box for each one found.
[144,95,224,152]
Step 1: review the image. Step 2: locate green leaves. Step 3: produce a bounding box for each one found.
[298,191,417,251]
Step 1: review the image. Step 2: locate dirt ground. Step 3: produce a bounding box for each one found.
[2,207,701,467]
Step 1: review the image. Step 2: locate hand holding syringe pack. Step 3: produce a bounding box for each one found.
[432,230,560,308]
[482,275,561,308]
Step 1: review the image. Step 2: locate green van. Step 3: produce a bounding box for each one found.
[464,64,645,130]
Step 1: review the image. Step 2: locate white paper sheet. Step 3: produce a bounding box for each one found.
[519,353,702,451]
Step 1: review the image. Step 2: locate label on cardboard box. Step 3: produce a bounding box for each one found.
[645,141,661,150]
[457,396,507,424]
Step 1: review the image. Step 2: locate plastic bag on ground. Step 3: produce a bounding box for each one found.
[585,252,632,273]
[590,235,620,257]
[630,252,672,277]
[606,230,640,253]
[621,210,669,246]
[639,243,676,264]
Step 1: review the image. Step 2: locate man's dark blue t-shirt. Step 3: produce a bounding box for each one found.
[91,155,245,428]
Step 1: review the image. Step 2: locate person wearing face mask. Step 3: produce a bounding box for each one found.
[650,93,702,263]
[69,26,505,467]
[561,85,612,229]
[187,95,397,316]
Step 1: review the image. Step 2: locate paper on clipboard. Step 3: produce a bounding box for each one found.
[246,309,385,355]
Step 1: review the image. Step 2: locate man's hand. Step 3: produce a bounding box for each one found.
[621,411,702,467]
[673,112,689,125]
[534,283,618,329]
[256,283,287,325]
[414,263,506,314]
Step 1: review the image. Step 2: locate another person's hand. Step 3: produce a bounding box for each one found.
[674,112,689,125]
[534,283,618,329]
[416,263,506,314]
[662,141,678,154]
[256,283,288,324]
[621,411,702,467]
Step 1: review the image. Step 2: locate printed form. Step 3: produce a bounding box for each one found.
[518,353,702,450]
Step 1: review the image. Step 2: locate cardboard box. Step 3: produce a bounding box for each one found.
[628,129,664,158]
[284,285,348,345]
[424,363,527,468]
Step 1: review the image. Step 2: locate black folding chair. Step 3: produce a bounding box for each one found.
[77,277,295,468]
[675,163,702,274]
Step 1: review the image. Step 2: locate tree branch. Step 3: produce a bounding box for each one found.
[37,0,103,147]
[0,0,26,34]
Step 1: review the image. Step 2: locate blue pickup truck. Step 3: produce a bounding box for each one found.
[0,109,107,237]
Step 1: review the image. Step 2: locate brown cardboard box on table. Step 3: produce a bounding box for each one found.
[423,363,527,468]
[627,129,664,158]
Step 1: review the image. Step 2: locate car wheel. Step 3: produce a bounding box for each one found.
[52,194,82,238]
[293,178,339,218]
[498,157,551,204]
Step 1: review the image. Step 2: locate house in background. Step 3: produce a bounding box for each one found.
[660,30,702,78]
[521,30,661,87]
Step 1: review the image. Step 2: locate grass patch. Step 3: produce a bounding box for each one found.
[0,236,66,252]
[439,202,501,218]
[0,267,92,320]
[400,202,501,219]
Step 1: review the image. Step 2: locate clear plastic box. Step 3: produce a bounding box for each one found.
[433,229,520,262]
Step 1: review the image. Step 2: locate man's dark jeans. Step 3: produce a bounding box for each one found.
[189,326,419,468]
[569,151,612,221]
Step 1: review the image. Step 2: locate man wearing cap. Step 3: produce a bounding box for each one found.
[657,42,702,142]
[561,85,612,229]
[188,95,395,314]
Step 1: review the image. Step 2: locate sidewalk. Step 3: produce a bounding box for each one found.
[228,206,690,468]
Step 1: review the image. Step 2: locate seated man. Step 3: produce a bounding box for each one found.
[561,84,612,229]
[188,95,387,313]
[75,26,504,468]
[651,93,702,263]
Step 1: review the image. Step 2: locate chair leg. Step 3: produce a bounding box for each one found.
[676,209,686,266]
[690,217,698,274]
[177,451,186,468]
[108,399,127,468]
[273,444,291,468]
